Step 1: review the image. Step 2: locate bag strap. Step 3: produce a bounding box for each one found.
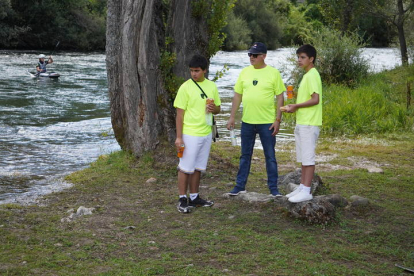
[191,78,208,99]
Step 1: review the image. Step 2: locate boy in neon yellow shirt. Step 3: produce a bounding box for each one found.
[173,54,221,213]
[284,44,322,203]
[227,42,285,196]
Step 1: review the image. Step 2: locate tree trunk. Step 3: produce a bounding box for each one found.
[106,0,211,156]
[396,0,409,66]
[166,0,211,78]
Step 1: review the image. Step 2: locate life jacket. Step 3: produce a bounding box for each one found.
[37,61,48,72]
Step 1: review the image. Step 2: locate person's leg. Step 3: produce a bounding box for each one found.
[257,124,280,195]
[232,122,256,193]
[301,165,315,187]
[189,171,201,194]
[189,134,214,207]
[176,134,198,212]
[178,171,190,195]
[289,125,319,203]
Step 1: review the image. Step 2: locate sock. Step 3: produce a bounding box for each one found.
[179,195,187,199]
[298,183,305,190]
[190,193,199,201]
[302,186,311,194]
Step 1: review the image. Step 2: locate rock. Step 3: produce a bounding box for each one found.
[222,192,274,203]
[349,195,370,207]
[286,183,300,193]
[366,167,383,173]
[146,177,157,183]
[320,194,349,208]
[76,206,94,216]
[225,182,234,187]
[285,197,336,224]
[278,169,324,194]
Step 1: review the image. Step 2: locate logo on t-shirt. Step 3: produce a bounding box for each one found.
[253,79,258,86]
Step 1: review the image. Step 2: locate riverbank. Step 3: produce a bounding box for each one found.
[1,133,413,275]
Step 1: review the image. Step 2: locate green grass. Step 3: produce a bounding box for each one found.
[1,133,413,275]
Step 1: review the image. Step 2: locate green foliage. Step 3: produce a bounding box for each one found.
[223,0,291,50]
[222,11,252,50]
[0,0,106,50]
[308,27,369,86]
[323,82,413,135]
[211,64,230,82]
[160,48,185,100]
[191,0,236,57]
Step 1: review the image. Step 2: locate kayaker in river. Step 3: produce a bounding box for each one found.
[36,54,53,73]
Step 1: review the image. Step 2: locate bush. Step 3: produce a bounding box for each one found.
[308,27,370,87]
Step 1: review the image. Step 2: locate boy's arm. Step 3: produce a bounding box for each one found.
[226,92,242,130]
[286,92,319,113]
[175,108,185,150]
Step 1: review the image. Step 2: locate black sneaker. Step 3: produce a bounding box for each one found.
[177,197,192,213]
[188,195,214,207]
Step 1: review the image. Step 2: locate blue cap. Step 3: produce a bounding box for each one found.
[248,42,267,54]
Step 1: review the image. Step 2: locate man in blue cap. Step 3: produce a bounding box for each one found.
[226,42,286,197]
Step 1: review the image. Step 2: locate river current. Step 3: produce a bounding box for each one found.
[0,48,402,204]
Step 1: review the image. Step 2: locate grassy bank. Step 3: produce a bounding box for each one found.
[1,132,413,275]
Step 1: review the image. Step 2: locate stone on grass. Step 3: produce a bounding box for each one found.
[349,195,370,207]
[222,192,274,203]
[76,206,94,216]
[366,167,383,173]
[321,194,349,208]
[146,177,157,183]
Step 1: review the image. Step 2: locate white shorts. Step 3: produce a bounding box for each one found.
[178,133,212,174]
[295,125,320,166]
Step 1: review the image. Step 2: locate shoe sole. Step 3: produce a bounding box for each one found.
[177,206,193,213]
[228,190,247,196]
[288,197,313,203]
[189,203,214,208]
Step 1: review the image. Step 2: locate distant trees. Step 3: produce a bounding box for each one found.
[0,0,106,50]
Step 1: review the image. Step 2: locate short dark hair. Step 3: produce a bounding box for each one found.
[189,54,208,70]
[296,44,317,63]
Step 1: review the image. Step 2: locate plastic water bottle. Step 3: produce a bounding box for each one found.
[230,129,237,146]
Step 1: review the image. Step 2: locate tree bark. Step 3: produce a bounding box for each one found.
[106,0,211,156]
[395,0,409,66]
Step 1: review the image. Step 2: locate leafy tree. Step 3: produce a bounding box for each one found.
[1,0,106,50]
[363,0,414,65]
[0,0,30,47]
[222,10,252,50]
[229,0,290,49]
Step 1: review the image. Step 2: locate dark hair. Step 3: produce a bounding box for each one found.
[189,54,208,70]
[296,44,317,63]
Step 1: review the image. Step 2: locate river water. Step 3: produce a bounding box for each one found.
[0,48,402,204]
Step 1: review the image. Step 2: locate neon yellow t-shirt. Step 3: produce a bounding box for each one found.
[234,65,285,124]
[296,68,323,126]
[174,78,221,136]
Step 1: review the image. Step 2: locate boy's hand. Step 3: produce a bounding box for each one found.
[175,138,184,151]
[285,104,298,113]
[206,99,215,113]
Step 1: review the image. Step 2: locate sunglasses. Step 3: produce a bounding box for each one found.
[248,53,263,58]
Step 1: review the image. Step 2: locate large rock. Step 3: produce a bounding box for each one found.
[278,169,324,194]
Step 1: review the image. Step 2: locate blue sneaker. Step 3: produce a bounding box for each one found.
[228,186,247,196]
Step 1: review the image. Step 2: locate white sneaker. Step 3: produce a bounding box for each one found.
[288,190,313,203]
[286,187,302,198]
